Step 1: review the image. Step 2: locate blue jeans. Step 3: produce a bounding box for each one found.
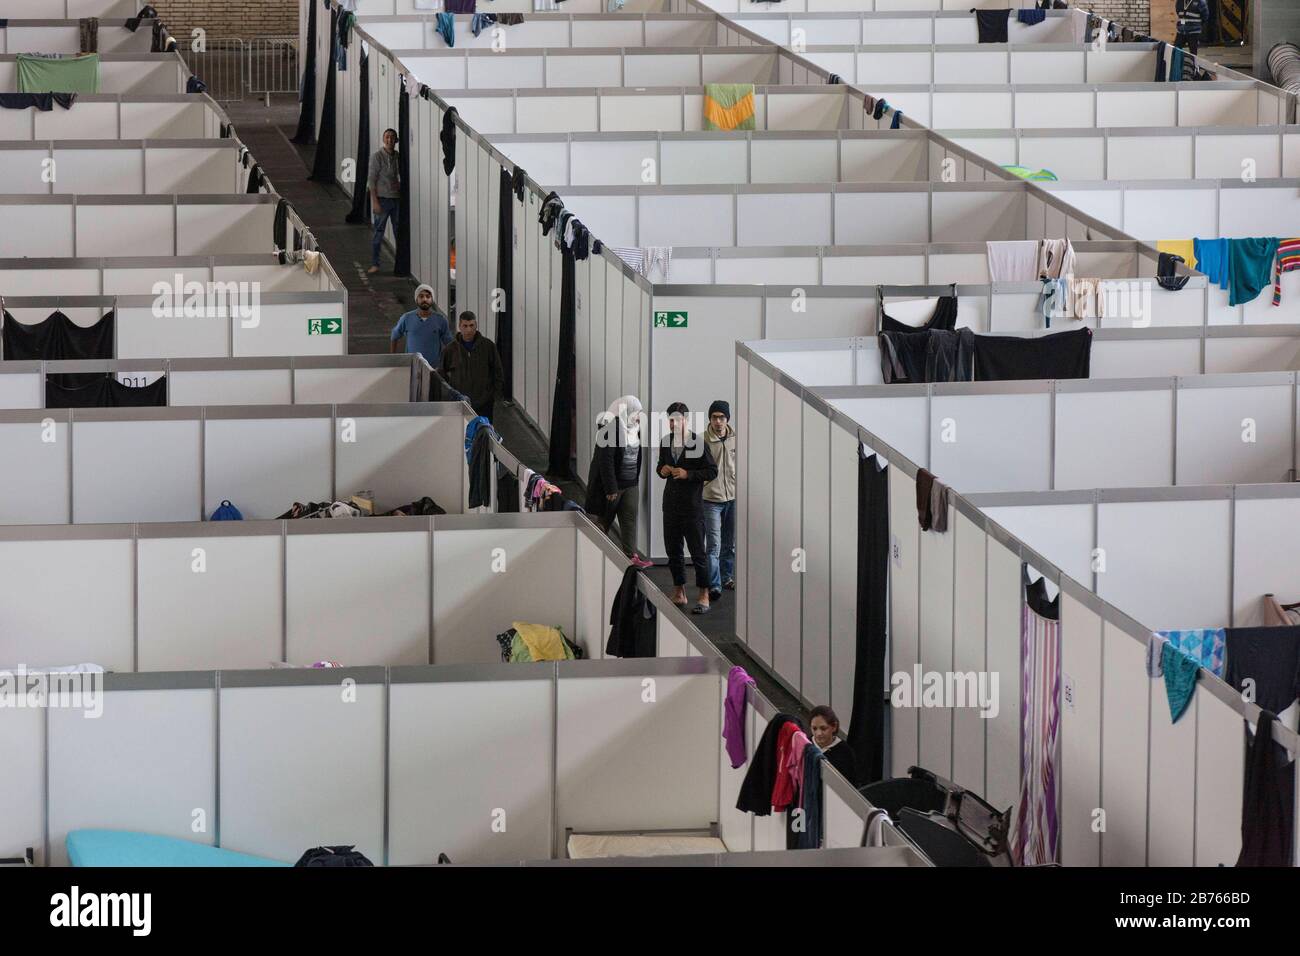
[704,499,736,591]
[371,196,399,267]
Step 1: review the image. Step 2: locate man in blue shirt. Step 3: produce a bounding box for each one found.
[390,284,451,365]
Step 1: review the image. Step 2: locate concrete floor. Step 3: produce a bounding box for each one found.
[221,94,814,723]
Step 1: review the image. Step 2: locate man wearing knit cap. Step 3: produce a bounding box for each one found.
[703,399,737,599]
[390,284,451,366]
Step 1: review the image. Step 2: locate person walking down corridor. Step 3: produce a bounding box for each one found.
[368,127,400,274]
[658,402,716,615]
[702,399,737,601]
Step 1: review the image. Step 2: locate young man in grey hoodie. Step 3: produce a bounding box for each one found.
[702,399,737,600]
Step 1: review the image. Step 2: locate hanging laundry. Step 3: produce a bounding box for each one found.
[723,666,756,769]
[702,83,756,131]
[1169,46,1185,83]
[533,0,562,10]
[605,566,657,658]
[0,93,77,110]
[45,375,166,409]
[1039,277,1068,327]
[878,327,976,384]
[440,106,458,175]
[124,5,157,31]
[1013,572,1061,866]
[16,53,100,94]
[770,723,804,812]
[498,14,525,26]
[1154,627,1225,678]
[1159,642,1200,723]
[444,0,476,12]
[915,468,949,532]
[890,108,904,130]
[435,13,455,48]
[794,743,825,849]
[1000,164,1058,181]
[872,99,889,121]
[879,288,958,333]
[80,17,99,54]
[1228,237,1281,306]
[972,326,1092,380]
[1157,238,1196,269]
[1154,40,1168,81]
[737,714,800,815]
[186,76,207,94]
[470,13,495,36]
[1237,710,1294,866]
[971,9,1011,43]
[1037,237,1075,281]
[1068,276,1102,320]
[1193,237,1229,289]
[987,240,1040,282]
[1016,8,1046,25]
[3,310,114,387]
[538,191,563,236]
[1273,238,1300,306]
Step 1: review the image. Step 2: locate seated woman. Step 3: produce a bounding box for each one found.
[809,705,858,787]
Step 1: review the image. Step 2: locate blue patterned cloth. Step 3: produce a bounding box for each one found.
[435,12,455,48]
[1162,642,1200,723]
[1155,627,1226,678]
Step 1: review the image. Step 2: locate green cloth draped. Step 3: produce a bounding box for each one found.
[17,53,100,94]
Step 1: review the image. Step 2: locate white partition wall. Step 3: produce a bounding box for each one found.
[737,342,1300,867]
[0,404,467,526]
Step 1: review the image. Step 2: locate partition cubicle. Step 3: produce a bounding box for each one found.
[0,96,227,140]
[734,341,1300,867]
[1,0,137,15]
[0,141,244,195]
[0,21,155,55]
[0,649,920,867]
[0,54,186,94]
[0,402,468,525]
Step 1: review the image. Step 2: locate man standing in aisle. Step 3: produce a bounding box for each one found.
[390,284,451,366]
[702,399,737,602]
[658,402,716,615]
[368,127,400,275]
[441,311,504,423]
[1175,0,1209,56]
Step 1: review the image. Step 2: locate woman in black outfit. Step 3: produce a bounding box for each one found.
[810,705,858,787]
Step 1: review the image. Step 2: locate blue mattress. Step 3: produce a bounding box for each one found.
[66,830,289,867]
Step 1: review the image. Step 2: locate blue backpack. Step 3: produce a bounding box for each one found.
[210,500,243,521]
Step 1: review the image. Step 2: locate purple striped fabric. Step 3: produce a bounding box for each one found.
[1013,601,1062,866]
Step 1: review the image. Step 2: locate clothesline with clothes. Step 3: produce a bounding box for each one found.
[860,92,906,130]
[1158,237,1300,307]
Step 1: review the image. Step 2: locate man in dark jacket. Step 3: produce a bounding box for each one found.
[658,402,716,614]
[584,395,652,567]
[1175,0,1209,55]
[440,311,504,423]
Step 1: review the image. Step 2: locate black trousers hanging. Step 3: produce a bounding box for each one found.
[309,6,339,183]
[548,246,577,477]
[393,83,411,277]
[291,0,318,145]
[497,166,514,401]
[847,450,889,785]
[344,50,370,224]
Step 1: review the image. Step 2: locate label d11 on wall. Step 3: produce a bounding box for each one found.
[654,310,688,328]
[308,318,342,335]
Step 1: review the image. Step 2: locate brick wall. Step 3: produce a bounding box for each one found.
[150,0,298,42]
[1082,0,1155,37]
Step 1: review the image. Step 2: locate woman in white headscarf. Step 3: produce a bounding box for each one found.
[585,395,651,567]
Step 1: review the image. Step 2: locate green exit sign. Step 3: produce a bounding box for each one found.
[654,310,688,328]
[308,318,342,335]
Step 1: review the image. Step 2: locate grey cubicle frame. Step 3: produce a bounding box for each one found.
[15,505,916,865]
[736,338,1300,864]
[0,290,351,361]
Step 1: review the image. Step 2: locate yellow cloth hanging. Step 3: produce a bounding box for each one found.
[1157,240,1197,270]
[512,621,572,661]
[702,83,756,132]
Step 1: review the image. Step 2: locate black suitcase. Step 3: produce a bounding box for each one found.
[859,766,1013,866]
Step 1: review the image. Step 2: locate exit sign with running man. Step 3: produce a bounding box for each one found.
[654,310,688,328]
[308,318,342,335]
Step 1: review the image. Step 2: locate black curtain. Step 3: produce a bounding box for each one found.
[309,6,339,182]
[548,246,577,477]
[291,0,318,145]
[847,450,889,785]
[393,83,411,276]
[3,310,114,387]
[344,49,370,223]
[497,167,514,401]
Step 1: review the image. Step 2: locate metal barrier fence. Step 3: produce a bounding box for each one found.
[182,36,299,105]
[248,36,301,106]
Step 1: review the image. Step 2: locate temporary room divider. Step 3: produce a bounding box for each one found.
[0,354,426,409]
[0,95,228,141]
[0,649,919,866]
[735,341,1300,867]
[1,0,136,16]
[0,141,244,195]
[0,402,468,525]
[0,291,349,360]
[0,255,339,298]
[0,54,187,95]
[358,11,724,51]
[0,20,157,54]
